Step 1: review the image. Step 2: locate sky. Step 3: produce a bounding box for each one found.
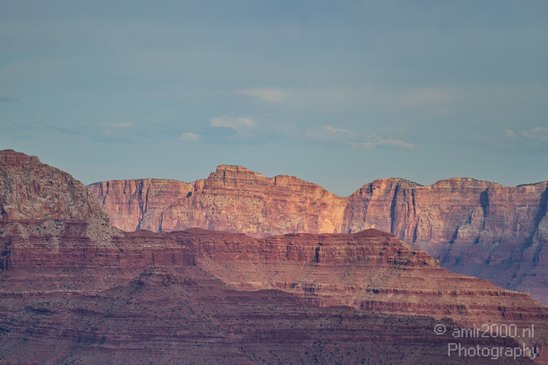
[1,1,547,195]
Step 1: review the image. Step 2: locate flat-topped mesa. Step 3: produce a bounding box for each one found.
[0,149,104,222]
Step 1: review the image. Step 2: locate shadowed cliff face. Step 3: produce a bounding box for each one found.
[2,150,548,364]
[344,178,548,304]
[0,150,104,222]
[88,166,548,303]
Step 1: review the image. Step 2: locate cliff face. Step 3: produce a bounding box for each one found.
[2,150,547,364]
[343,177,547,247]
[88,167,548,303]
[90,165,347,235]
[0,150,103,222]
[343,178,548,303]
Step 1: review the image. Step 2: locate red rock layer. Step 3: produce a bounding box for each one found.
[1,221,547,364]
[2,150,548,363]
[88,167,548,303]
[89,165,347,235]
[343,178,548,304]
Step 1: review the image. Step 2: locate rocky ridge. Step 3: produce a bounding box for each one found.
[88,165,548,303]
[2,149,547,364]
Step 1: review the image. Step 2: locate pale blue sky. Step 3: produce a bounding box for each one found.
[1,1,547,195]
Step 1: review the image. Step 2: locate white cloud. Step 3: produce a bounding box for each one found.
[352,137,415,150]
[235,88,288,102]
[305,125,349,141]
[107,122,134,129]
[505,129,516,138]
[209,116,256,131]
[306,125,415,150]
[178,132,200,142]
[502,126,548,145]
[323,125,348,135]
[521,127,548,143]
[102,122,135,138]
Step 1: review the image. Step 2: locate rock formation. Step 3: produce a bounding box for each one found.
[89,165,347,235]
[0,149,104,222]
[88,166,548,303]
[2,149,548,364]
[2,224,547,364]
[344,177,548,304]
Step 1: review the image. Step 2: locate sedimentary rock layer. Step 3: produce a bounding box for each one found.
[2,149,547,364]
[88,165,548,303]
[1,221,546,364]
[89,165,347,235]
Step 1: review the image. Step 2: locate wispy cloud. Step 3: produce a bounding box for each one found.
[101,121,137,139]
[178,132,200,142]
[306,125,415,150]
[505,129,516,138]
[520,127,548,144]
[305,125,349,141]
[235,88,288,102]
[0,119,147,143]
[351,137,416,150]
[482,126,548,149]
[506,126,548,144]
[107,122,134,129]
[209,116,256,131]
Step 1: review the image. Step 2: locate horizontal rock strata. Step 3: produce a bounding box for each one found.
[88,166,548,303]
[1,222,547,364]
[2,150,547,364]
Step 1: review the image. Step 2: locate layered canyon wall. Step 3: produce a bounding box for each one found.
[88,166,548,303]
[4,150,548,363]
[89,165,347,235]
[2,150,547,364]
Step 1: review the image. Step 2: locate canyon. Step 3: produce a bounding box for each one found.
[2,149,548,364]
[88,164,548,303]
